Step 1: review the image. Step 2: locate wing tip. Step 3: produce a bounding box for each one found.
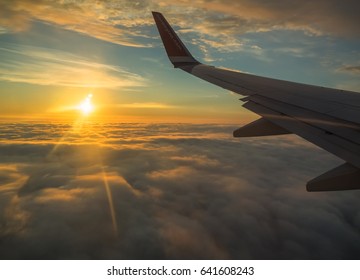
[306,163,360,192]
[151,11,161,16]
[152,11,199,68]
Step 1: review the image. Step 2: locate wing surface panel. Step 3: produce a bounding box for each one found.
[191,64,360,124]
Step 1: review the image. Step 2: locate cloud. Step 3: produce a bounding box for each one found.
[158,0,359,60]
[338,65,360,76]
[112,102,177,109]
[0,122,360,259]
[185,0,360,37]
[0,0,359,50]
[0,0,153,47]
[0,43,147,88]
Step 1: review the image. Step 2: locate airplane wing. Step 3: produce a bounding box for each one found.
[152,11,360,191]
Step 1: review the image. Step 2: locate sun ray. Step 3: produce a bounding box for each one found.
[101,167,118,237]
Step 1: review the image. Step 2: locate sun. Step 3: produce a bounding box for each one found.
[77,94,94,115]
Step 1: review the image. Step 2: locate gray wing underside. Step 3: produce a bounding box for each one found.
[152,12,360,191]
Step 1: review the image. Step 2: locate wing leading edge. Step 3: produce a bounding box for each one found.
[152,12,360,191]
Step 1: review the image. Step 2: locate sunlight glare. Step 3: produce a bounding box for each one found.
[78,94,94,115]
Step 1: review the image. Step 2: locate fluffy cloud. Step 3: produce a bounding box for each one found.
[0,122,359,259]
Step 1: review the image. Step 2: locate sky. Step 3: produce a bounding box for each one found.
[0,0,360,260]
[0,0,359,122]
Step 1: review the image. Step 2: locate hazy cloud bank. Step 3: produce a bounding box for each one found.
[0,122,359,259]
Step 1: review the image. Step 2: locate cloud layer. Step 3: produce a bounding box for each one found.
[0,0,359,48]
[1,122,359,259]
[190,0,360,36]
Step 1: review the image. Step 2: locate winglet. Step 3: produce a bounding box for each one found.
[306,163,360,191]
[152,12,199,68]
[233,118,291,137]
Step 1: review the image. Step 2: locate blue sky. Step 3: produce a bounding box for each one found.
[0,0,359,122]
